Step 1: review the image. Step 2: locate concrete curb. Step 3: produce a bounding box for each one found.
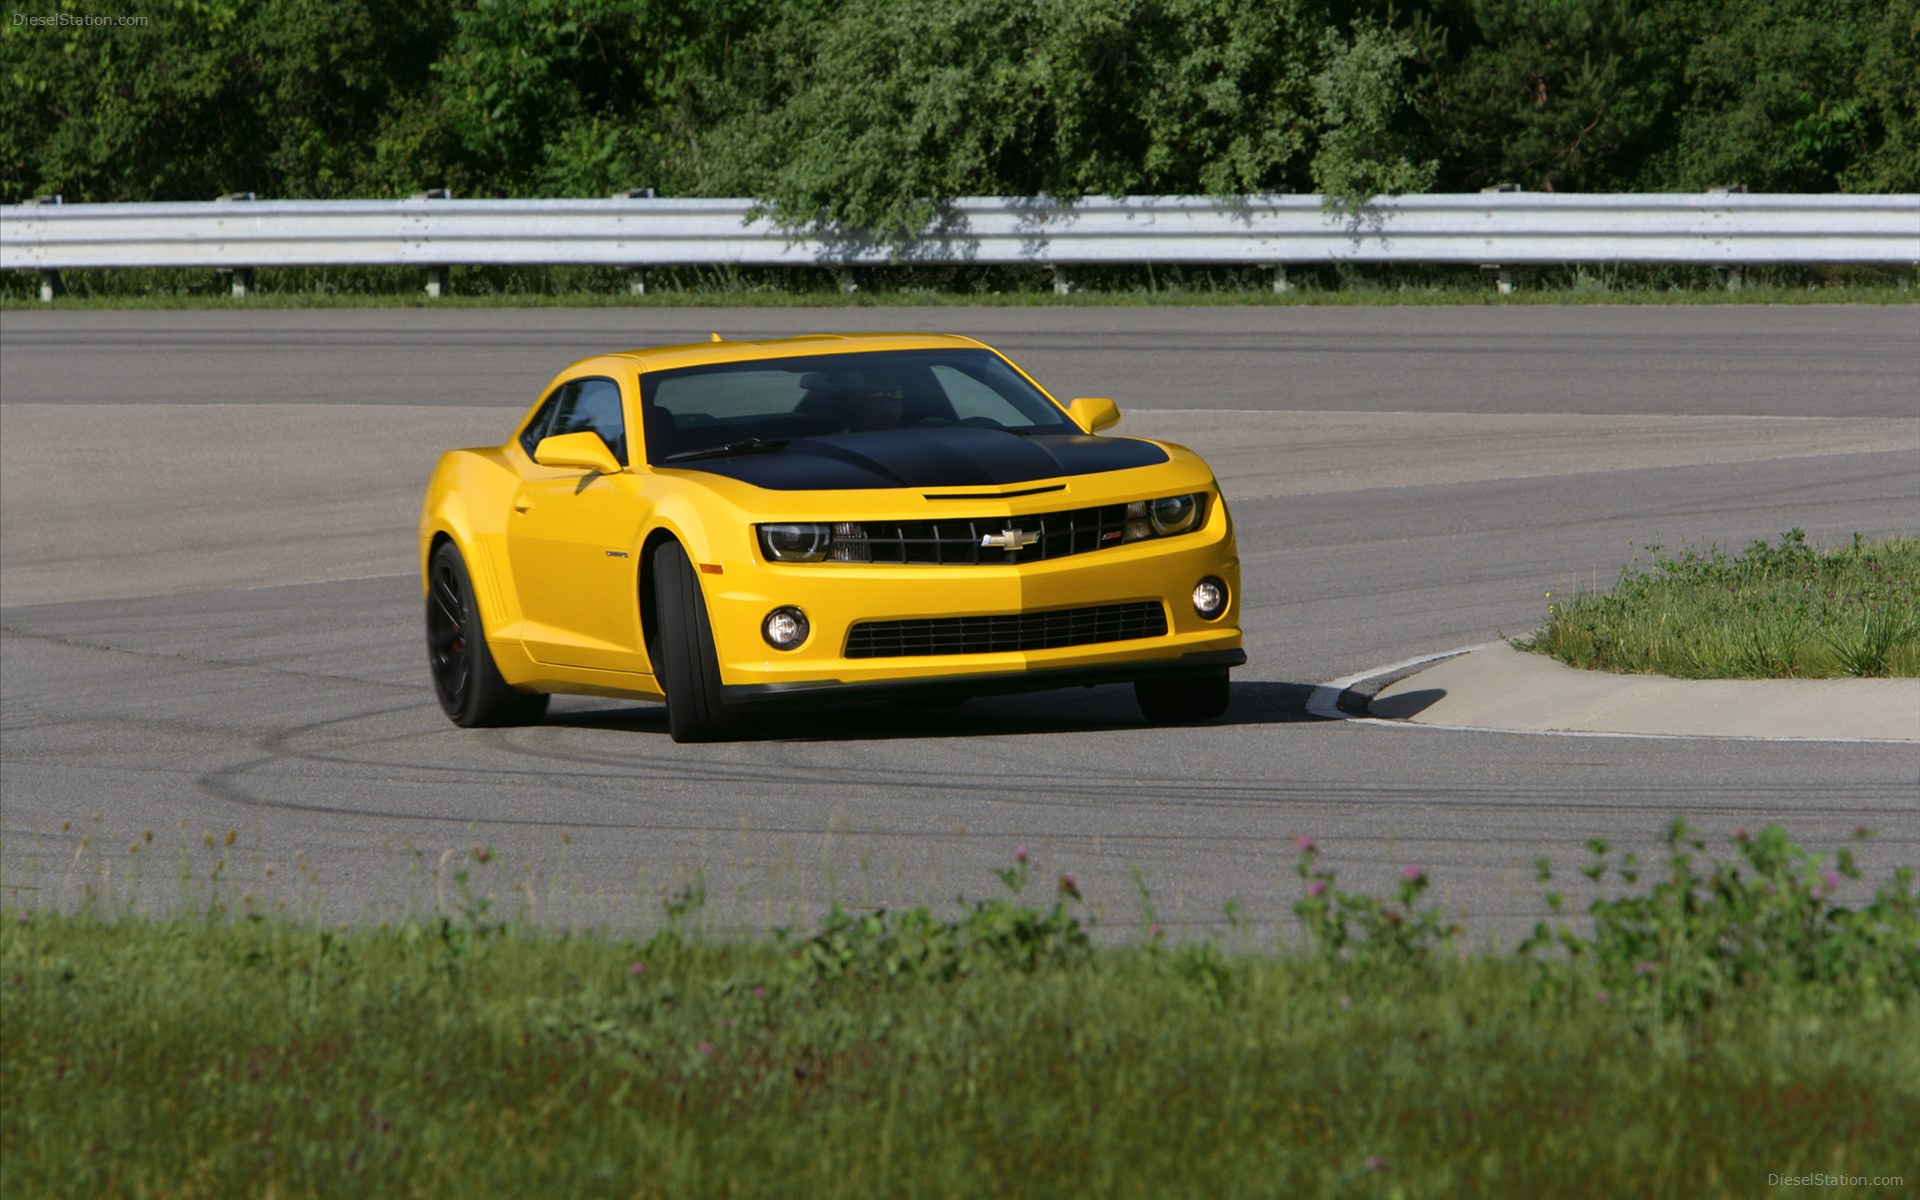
[1361,642,1920,742]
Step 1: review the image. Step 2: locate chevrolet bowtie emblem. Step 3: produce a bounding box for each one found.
[981,527,1040,550]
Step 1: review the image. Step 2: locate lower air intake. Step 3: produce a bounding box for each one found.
[845,601,1168,658]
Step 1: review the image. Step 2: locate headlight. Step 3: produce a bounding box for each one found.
[759,524,832,562]
[1149,494,1200,535]
[759,523,870,563]
[1125,494,1206,542]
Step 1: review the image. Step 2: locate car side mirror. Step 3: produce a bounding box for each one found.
[533,431,622,475]
[1067,397,1121,433]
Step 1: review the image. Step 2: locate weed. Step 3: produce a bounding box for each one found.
[1519,530,1920,678]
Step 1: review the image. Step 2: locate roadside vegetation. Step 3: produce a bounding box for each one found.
[8,1,1915,217]
[1520,531,1920,679]
[5,820,1915,1198]
[9,1,1915,307]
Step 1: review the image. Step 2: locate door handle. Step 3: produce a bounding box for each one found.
[513,498,533,514]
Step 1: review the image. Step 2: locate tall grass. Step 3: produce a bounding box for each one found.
[4,821,1915,1198]
[1519,530,1920,678]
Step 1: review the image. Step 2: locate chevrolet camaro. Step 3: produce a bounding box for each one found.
[419,333,1244,741]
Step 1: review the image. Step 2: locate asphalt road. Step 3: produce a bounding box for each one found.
[2,305,1916,939]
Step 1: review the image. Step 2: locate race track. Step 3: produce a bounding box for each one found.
[3,304,1916,937]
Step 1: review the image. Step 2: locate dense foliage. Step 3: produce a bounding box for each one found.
[4,0,1915,236]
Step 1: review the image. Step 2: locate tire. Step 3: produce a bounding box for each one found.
[1134,671,1230,724]
[426,541,549,728]
[652,541,736,743]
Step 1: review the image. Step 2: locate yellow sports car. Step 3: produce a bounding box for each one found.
[419,334,1243,741]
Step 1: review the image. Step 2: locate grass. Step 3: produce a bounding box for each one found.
[4,261,1916,309]
[3,821,1915,1198]
[1518,531,1920,679]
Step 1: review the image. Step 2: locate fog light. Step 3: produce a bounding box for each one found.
[762,606,810,650]
[1192,577,1227,619]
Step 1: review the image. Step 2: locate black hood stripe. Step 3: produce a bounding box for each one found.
[674,429,1169,490]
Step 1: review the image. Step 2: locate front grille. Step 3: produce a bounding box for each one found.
[845,601,1168,658]
[856,503,1137,565]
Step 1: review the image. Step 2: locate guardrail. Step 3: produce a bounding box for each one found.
[5,192,1916,299]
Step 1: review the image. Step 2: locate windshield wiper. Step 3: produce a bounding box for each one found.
[662,437,791,463]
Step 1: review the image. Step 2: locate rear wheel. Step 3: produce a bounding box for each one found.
[652,541,737,743]
[426,541,549,727]
[1134,672,1230,724]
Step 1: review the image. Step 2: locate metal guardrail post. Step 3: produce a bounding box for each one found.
[413,189,451,297]
[1051,265,1070,296]
[1708,187,1748,291]
[615,190,655,296]
[27,195,63,300]
[215,193,257,298]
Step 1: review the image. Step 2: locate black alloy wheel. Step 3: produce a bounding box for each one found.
[426,541,549,727]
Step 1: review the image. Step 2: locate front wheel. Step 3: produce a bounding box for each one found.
[652,541,737,743]
[426,541,549,727]
[1134,672,1230,724]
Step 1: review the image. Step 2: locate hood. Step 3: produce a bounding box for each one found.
[672,428,1169,491]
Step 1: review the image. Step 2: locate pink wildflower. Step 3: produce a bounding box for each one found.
[697,1041,714,1056]
[1822,870,1841,894]
[1595,991,1610,1004]
[1633,961,1656,976]
[1402,864,1422,881]
[1307,880,1327,898]
[472,845,491,864]
[1013,845,1029,864]
[1338,995,1352,1010]
[1296,835,1315,853]
[628,961,645,976]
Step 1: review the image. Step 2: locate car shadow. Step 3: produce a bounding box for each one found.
[540,679,1330,742]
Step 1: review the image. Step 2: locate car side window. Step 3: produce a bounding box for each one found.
[548,378,627,464]
[518,385,566,459]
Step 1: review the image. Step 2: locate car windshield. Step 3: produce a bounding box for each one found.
[639,348,1077,463]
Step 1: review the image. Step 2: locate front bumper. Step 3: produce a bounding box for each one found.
[701,508,1243,700]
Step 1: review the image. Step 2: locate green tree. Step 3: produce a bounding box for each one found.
[702,0,1433,243]
[0,0,453,203]
[1669,0,1917,191]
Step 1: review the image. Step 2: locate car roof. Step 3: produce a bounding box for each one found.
[589,332,992,374]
